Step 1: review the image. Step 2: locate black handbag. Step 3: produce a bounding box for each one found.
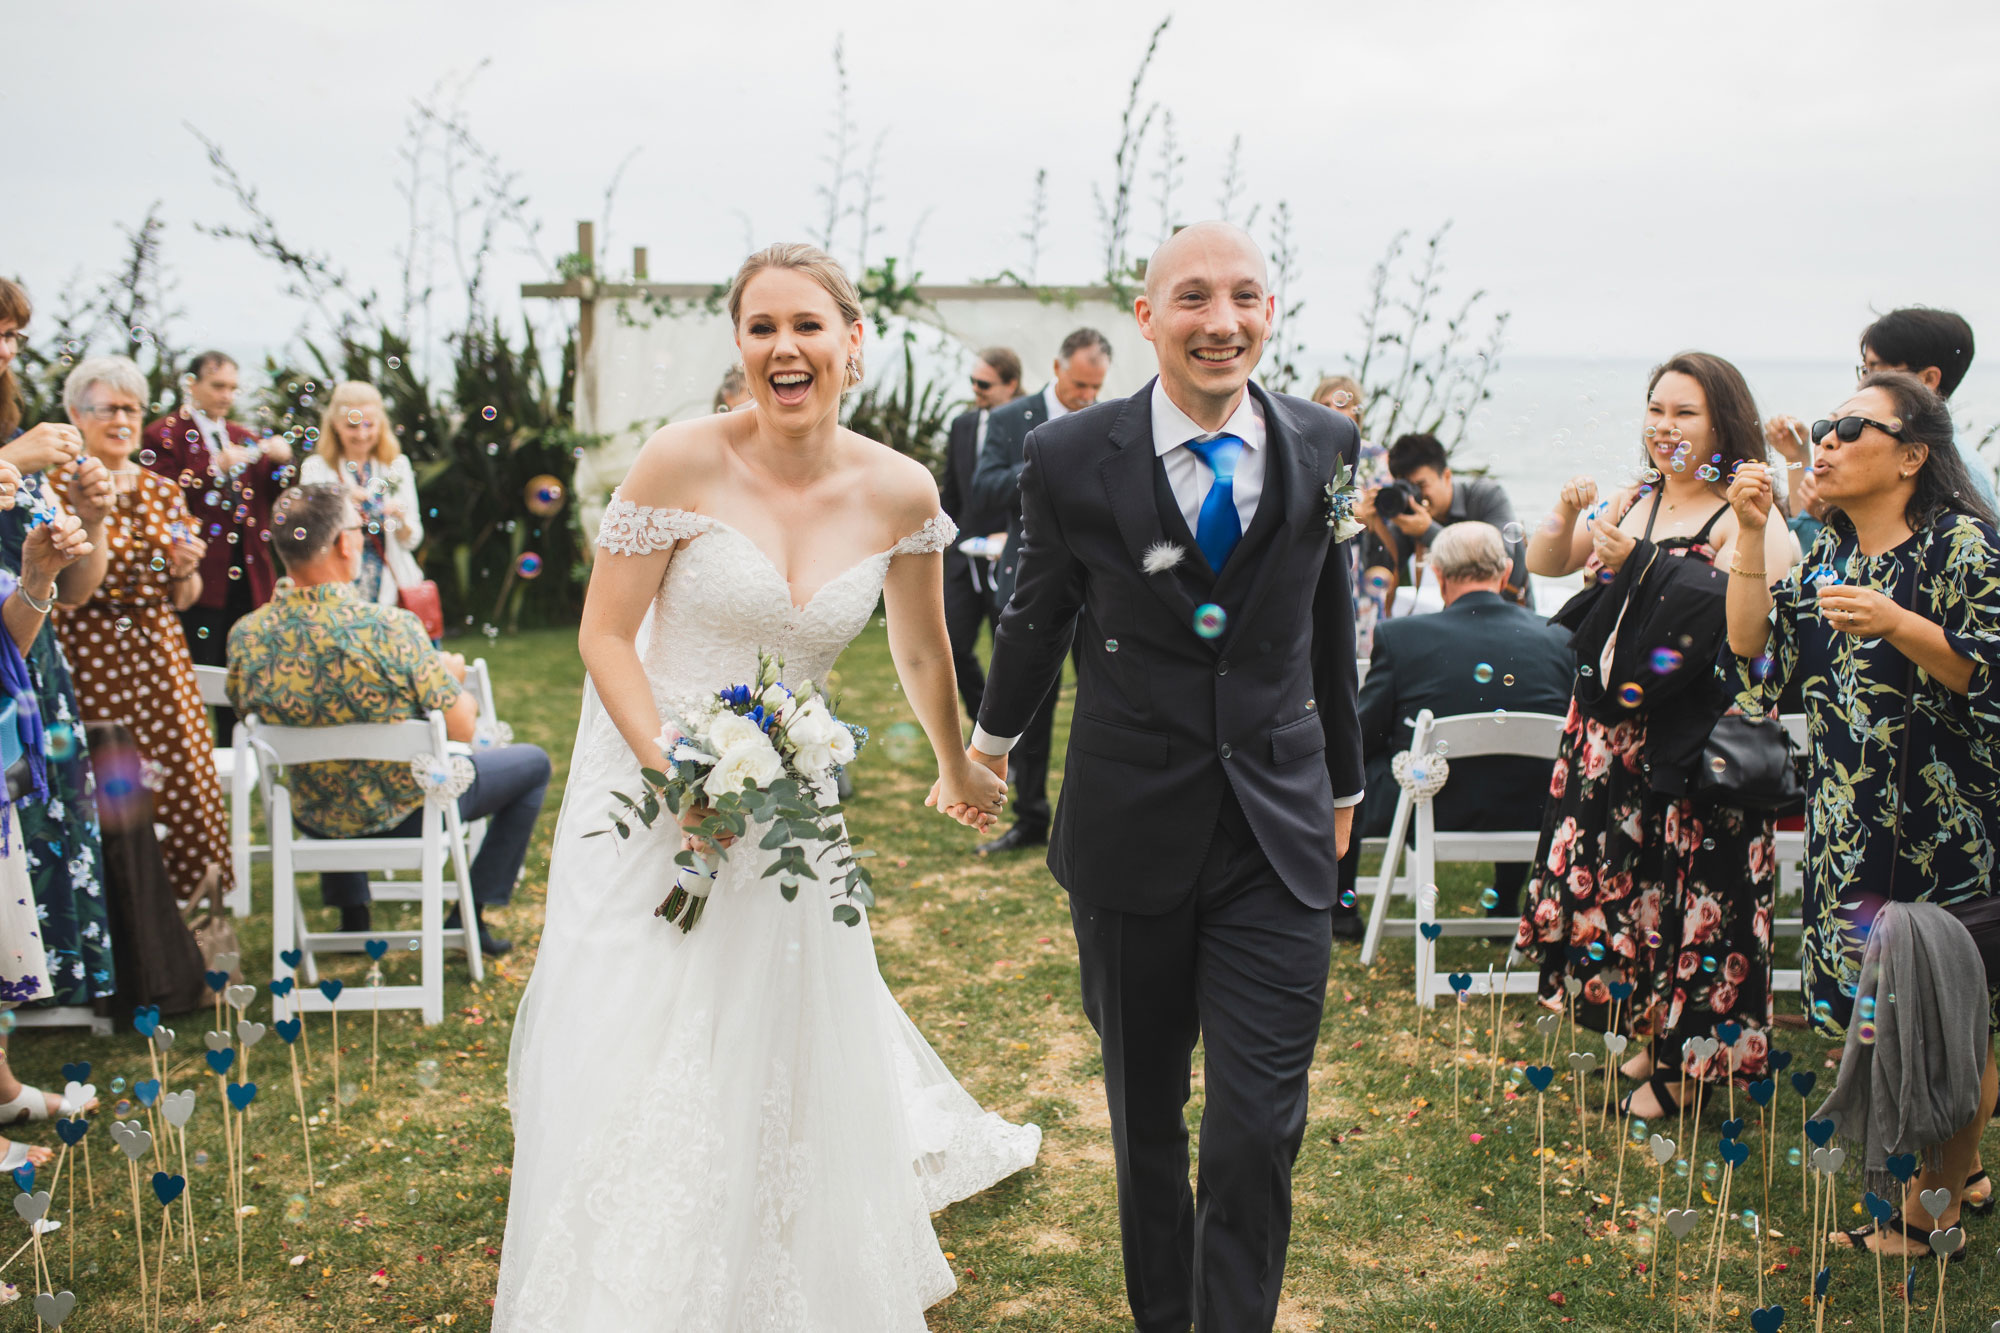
[1696,713,1804,813]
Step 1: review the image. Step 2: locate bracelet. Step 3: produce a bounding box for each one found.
[17,583,55,614]
[1729,559,1766,578]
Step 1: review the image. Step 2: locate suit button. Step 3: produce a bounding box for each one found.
[1220,743,1233,759]
[1217,660,1230,676]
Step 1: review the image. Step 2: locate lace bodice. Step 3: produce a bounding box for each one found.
[596,492,956,707]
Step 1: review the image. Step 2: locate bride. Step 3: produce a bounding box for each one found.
[494,243,1039,1330]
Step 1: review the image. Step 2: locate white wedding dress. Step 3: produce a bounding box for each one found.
[495,495,1040,1332]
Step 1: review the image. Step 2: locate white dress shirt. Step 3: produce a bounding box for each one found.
[191,408,232,469]
[1040,383,1070,423]
[1150,377,1266,536]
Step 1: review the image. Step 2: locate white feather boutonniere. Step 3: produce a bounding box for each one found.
[1141,541,1186,576]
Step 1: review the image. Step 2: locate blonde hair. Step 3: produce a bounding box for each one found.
[726,243,866,386]
[316,380,402,467]
[1313,374,1363,411]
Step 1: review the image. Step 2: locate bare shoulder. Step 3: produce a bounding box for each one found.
[841,428,941,535]
[618,414,740,509]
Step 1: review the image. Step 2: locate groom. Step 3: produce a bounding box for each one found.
[961,221,1363,1332]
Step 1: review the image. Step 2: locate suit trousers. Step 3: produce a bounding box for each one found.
[1069,787,1332,1333]
[943,562,995,723]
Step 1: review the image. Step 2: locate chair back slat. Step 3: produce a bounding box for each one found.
[247,715,442,766]
[192,664,231,709]
[1421,710,1568,762]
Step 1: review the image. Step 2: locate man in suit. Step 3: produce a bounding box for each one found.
[948,221,1363,1332]
[142,349,295,731]
[1334,521,1574,935]
[966,327,1112,853]
[937,346,1024,722]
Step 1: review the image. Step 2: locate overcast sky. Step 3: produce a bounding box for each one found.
[9,0,1998,377]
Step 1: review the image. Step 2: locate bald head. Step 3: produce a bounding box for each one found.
[1144,221,1267,303]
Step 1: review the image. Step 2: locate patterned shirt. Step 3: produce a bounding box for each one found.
[226,581,462,837]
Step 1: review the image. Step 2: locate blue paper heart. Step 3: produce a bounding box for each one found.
[1524,1065,1556,1092]
[364,938,389,960]
[59,1061,91,1084]
[1902,1266,1916,1299]
[1721,1138,1749,1169]
[135,1078,160,1108]
[1720,1117,1744,1142]
[274,1018,302,1045]
[1750,1304,1786,1333]
[1885,1153,1918,1183]
[280,949,304,970]
[55,1118,90,1147]
[1790,1071,1816,1099]
[205,1049,236,1076]
[1607,980,1635,1002]
[1769,1049,1793,1072]
[226,1083,258,1111]
[1747,1078,1775,1107]
[1448,972,1472,993]
[1565,944,1588,965]
[318,978,344,1002]
[204,970,229,993]
[269,978,296,999]
[1419,923,1443,942]
[1863,1191,1894,1222]
[132,1007,160,1038]
[150,1171,185,1206]
[1804,1118,1836,1147]
[11,1162,33,1193]
[1716,1021,1743,1046]
[1814,1266,1830,1299]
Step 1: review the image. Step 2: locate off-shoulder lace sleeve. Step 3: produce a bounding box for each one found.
[596,492,716,556]
[888,511,957,558]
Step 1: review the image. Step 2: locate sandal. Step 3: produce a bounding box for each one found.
[1619,1071,1681,1120]
[0,1084,81,1126]
[0,1140,30,1173]
[1964,1170,1994,1218]
[1840,1211,1966,1264]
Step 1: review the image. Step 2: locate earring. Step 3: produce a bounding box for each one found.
[845,354,861,384]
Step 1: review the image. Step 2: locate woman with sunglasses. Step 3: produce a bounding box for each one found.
[1726,370,2000,1257]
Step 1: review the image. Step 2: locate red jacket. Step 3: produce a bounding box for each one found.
[141,408,293,610]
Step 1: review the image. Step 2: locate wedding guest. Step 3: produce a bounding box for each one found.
[141,350,294,733]
[0,278,119,1009]
[1518,352,1796,1120]
[298,381,424,610]
[52,356,230,904]
[228,484,550,955]
[1315,374,1395,649]
[1726,372,2000,1246]
[712,365,750,413]
[1334,523,1574,938]
[967,327,1112,854]
[1375,432,1526,600]
[939,347,1023,723]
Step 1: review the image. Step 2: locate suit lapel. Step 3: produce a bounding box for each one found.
[1101,387,1202,631]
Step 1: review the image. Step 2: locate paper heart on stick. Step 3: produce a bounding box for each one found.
[10,1162,31,1193]
[1649,1134,1676,1166]
[269,978,295,999]
[32,1291,75,1327]
[1884,1153,1918,1182]
[224,983,257,1011]
[134,1079,160,1108]
[1534,1014,1559,1038]
[1682,1036,1719,1065]
[1607,980,1634,1002]
[319,978,344,1002]
[1747,1078,1775,1106]
[238,1021,267,1049]
[161,1090,196,1129]
[274,1018,301,1045]
[205,1049,235,1076]
[1448,972,1472,993]
[1749,1304,1785,1333]
[12,1189,48,1223]
[54,1119,89,1147]
[1804,1118,1836,1148]
[213,950,240,974]
[1769,1048,1793,1072]
[58,1061,89,1085]
[1716,1020,1743,1046]
[1719,1117,1744,1142]
[1602,1032,1629,1056]
[61,1081,92,1112]
[1720,1139,1750,1169]
[1814,1266,1830,1299]
[1562,977,1583,997]
[1790,1071,1816,1098]
[132,1005,160,1037]
[1523,1065,1556,1092]
[1663,1208,1701,1239]
[112,1121,152,1162]
[225,1083,258,1111]
[1418,923,1443,942]
[279,948,304,970]
[1862,1191,1894,1221]
[1927,1227,1963,1257]
[1918,1187,1952,1217]
[203,970,228,993]
[151,1026,176,1053]
[150,1172,184,1206]
[1810,1145,1846,1175]
[1566,1051,1599,1074]
[364,938,389,961]
[203,1031,232,1052]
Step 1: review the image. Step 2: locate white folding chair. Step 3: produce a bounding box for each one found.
[1771,712,1809,993]
[252,710,482,1026]
[448,657,503,863]
[193,664,263,917]
[1358,708,1570,1006]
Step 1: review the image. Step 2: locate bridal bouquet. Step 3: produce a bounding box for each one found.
[590,651,875,933]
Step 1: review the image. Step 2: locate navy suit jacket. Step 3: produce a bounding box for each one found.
[968,390,1052,608]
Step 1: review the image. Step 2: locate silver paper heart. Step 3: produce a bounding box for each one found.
[61,1081,94,1111]
[151,1026,176,1053]
[1563,977,1583,997]
[1650,1134,1676,1165]
[33,1291,75,1327]
[1567,1052,1600,1074]
[238,1020,267,1049]
[114,1122,152,1162]
[1919,1187,1952,1217]
[1664,1208,1701,1239]
[1810,1145,1846,1176]
[12,1191,49,1224]
[225,983,257,1011]
[213,951,240,974]
[1683,1036,1720,1065]
[204,1031,232,1052]
[161,1090,196,1130]
[107,1120,133,1151]
[1602,1033,1629,1056]
[1534,1014,1559,1038]
[1928,1226,1963,1257]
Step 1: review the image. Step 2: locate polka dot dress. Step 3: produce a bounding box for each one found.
[52,468,231,901]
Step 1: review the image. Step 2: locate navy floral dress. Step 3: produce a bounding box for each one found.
[1516,498,1776,1085]
[0,473,115,1007]
[1728,511,2000,1035]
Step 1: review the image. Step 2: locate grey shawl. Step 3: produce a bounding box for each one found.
[1813,901,1990,1198]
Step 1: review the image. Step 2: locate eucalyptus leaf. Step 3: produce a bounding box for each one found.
[641,767,670,788]
[614,819,630,839]
[780,882,799,902]
[832,904,861,926]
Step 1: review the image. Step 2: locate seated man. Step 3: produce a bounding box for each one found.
[1332,522,1573,936]
[226,483,549,956]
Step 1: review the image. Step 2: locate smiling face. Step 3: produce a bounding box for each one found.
[734,267,863,431]
[969,360,1014,410]
[1811,385,1923,507]
[188,359,239,420]
[334,397,385,460]
[1136,222,1272,424]
[1643,370,1716,476]
[0,320,20,379]
[71,379,146,464]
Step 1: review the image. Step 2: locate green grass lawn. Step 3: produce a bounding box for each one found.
[8,621,1995,1330]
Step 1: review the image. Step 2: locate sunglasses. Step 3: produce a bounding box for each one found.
[1810,415,1903,444]
[969,376,995,392]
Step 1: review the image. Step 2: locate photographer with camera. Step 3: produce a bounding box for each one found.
[1363,433,1526,610]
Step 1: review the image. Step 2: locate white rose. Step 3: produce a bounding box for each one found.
[706,711,766,756]
[787,699,835,744]
[828,723,856,765]
[704,736,785,798]
[791,735,837,775]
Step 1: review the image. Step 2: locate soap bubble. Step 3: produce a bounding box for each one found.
[481,406,498,421]
[1103,639,1118,654]
[1502,674,1515,687]
[1193,604,1227,639]
[414,1059,440,1090]
[523,475,567,516]
[1473,663,1494,684]
[1617,682,1645,708]
[1786,1146,1803,1167]
[1501,522,1524,544]
[1703,1160,1721,1182]
[44,724,76,762]
[1587,941,1606,962]
[1339,889,1356,909]
[386,356,402,370]
[1856,1020,1877,1045]
[285,1193,310,1224]
[514,552,543,580]
[1650,647,1683,674]
[1700,955,1718,973]
[110,1076,126,1094]
[1479,887,1500,910]
[193,1150,209,1167]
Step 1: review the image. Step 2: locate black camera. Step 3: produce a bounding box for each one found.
[1374,479,1424,518]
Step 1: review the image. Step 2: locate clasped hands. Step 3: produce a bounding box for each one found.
[927,746,1008,834]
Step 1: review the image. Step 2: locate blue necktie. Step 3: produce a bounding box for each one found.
[1182,433,1244,571]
